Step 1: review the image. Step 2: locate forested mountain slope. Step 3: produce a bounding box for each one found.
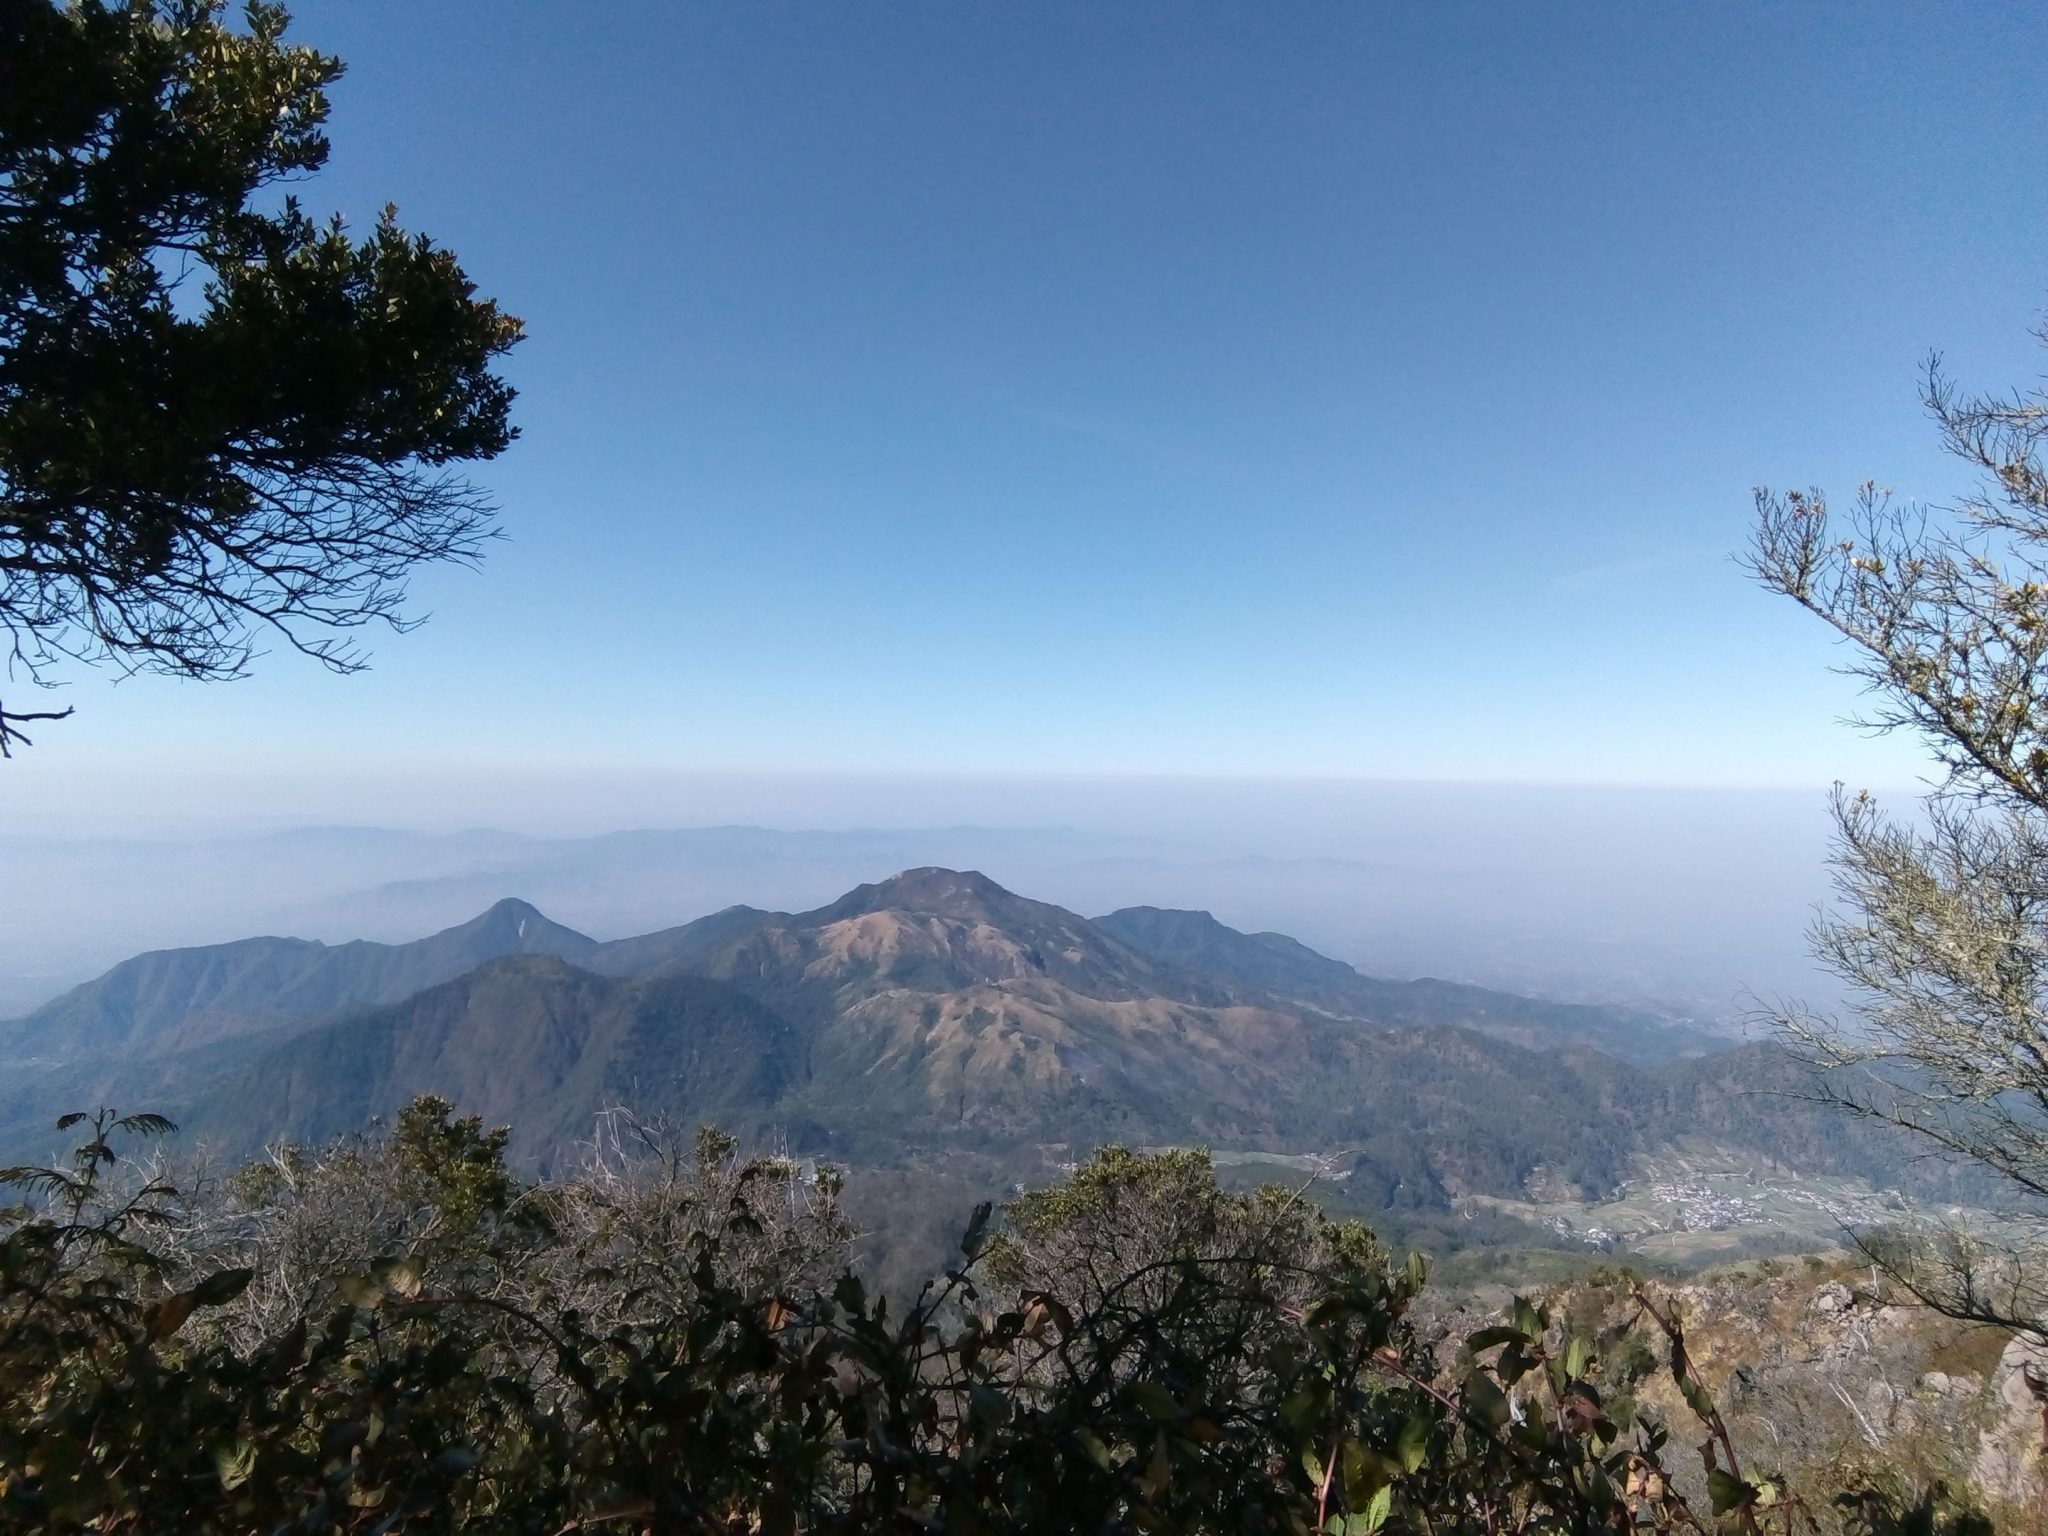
[192,955,797,1164]
[0,898,595,1063]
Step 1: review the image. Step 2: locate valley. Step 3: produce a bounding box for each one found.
[1071,1139,1992,1270]
[1466,1141,1926,1260]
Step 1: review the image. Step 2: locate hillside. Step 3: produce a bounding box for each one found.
[0,898,596,1064]
[1093,905,1722,1063]
[0,868,1977,1239]
[191,955,797,1164]
[146,873,1659,1199]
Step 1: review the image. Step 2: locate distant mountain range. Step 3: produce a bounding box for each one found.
[0,867,1960,1216]
[0,803,1843,1023]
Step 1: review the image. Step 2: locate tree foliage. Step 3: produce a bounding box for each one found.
[1748,313,2048,1339]
[2,1108,1967,1534]
[0,0,522,751]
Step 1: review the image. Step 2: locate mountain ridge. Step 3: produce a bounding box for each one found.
[1093,905,1728,1064]
[5,868,1938,1223]
[0,897,598,1064]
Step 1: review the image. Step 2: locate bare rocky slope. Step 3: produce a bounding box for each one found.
[1428,1257,2048,1524]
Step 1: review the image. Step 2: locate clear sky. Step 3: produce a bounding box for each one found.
[12,1,2048,824]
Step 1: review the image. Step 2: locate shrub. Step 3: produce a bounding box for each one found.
[0,1105,1995,1533]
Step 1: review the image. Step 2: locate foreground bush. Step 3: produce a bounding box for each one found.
[0,1103,1997,1533]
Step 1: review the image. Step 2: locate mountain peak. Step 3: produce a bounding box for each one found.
[482,896,545,920]
[442,898,597,956]
[821,867,1021,922]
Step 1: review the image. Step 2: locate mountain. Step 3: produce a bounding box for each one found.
[596,869,1293,1150]
[694,868,1191,1008]
[1093,906,1721,1063]
[1091,904,1382,1011]
[191,955,796,1164]
[0,898,597,1064]
[162,870,1644,1196]
[3,868,1949,1228]
[580,904,776,980]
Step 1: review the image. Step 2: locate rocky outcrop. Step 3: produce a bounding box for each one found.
[1974,1334,2048,1507]
[1431,1263,2048,1523]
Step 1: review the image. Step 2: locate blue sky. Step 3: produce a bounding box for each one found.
[15,1,2048,823]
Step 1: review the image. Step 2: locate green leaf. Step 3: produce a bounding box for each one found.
[1360,1484,1394,1533]
[1280,1385,1325,1432]
[1497,1341,1531,1386]
[1396,1411,1431,1474]
[337,1272,384,1308]
[1300,1447,1326,1487]
[1564,1335,1591,1379]
[1465,1325,1528,1352]
[1464,1370,1511,1430]
[1307,1290,1384,1330]
[1679,1373,1717,1425]
[1340,1441,1386,1507]
[1707,1468,1753,1514]
[214,1438,258,1491]
[1130,1381,1181,1421]
[1140,1436,1172,1498]
[1076,1428,1113,1470]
